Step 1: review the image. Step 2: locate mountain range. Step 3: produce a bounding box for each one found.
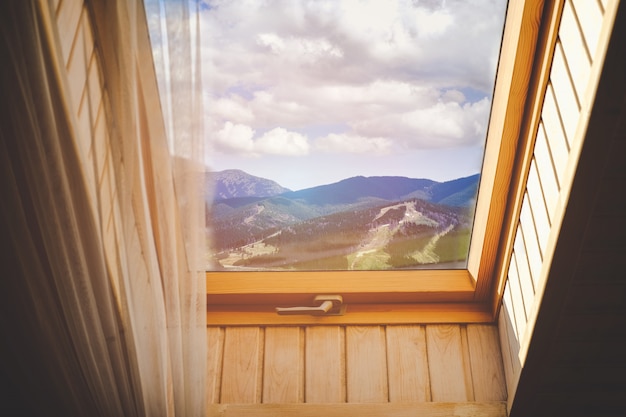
[207,170,480,270]
[209,169,479,208]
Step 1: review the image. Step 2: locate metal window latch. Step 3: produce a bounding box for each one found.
[276,295,346,316]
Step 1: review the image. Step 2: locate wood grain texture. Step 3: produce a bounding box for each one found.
[385,325,431,402]
[551,43,581,144]
[519,194,543,284]
[207,402,507,417]
[508,253,529,338]
[497,301,521,411]
[426,325,471,402]
[211,324,507,406]
[304,326,345,403]
[513,222,536,308]
[206,327,224,404]
[542,86,570,185]
[571,0,603,59]
[263,327,303,403]
[206,302,493,326]
[559,0,592,101]
[206,269,474,306]
[467,325,508,401]
[526,161,552,256]
[346,326,388,403]
[499,4,616,397]
[469,0,546,301]
[533,125,560,221]
[459,326,476,401]
[220,327,262,403]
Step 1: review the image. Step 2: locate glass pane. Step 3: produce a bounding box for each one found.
[203,0,508,271]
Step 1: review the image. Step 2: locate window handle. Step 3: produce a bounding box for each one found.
[276,295,345,316]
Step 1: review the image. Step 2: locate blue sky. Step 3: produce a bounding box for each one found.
[198,0,508,190]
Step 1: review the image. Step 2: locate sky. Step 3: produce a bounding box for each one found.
[198,0,508,190]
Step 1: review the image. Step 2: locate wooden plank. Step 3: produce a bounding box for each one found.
[541,86,570,185]
[559,0,592,101]
[221,327,262,403]
[425,325,471,402]
[206,302,493,326]
[500,287,522,411]
[304,326,344,403]
[551,43,581,145]
[598,0,608,13]
[467,325,507,401]
[571,0,604,60]
[467,0,545,300]
[513,230,536,315]
[207,269,475,305]
[507,254,528,339]
[207,402,508,417]
[506,1,626,406]
[526,160,551,255]
[262,327,303,403]
[206,327,224,404]
[385,325,430,402]
[459,326,475,401]
[346,326,388,403]
[533,124,560,222]
[497,305,516,399]
[519,195,543,286]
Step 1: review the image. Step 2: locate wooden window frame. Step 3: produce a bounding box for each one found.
[206,0,558,325]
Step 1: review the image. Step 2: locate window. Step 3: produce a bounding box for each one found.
[195,0,552,324]
[206,1,506,273]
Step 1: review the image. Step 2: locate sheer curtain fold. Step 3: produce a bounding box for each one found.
[0,0,206,415]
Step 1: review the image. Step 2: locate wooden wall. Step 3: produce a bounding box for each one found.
[206,324,506,406]
[498,0,616,410]
[54,0,619,413]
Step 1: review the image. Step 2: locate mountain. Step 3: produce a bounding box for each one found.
[428,174,481,207]
[277,174,480,208]
[209,169,291,200]
[282,176,436,206]
[208,172,481,265]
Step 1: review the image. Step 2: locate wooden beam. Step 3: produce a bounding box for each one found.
[207,302,492,326]
[207,402,507,417]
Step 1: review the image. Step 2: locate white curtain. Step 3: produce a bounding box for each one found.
[0,0,206,415]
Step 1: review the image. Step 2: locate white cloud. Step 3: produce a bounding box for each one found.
[201,0,507,156]
[315,133,392,154]
[213,122,310,156]
[412,6,453,39]
[212,96,255,123]
[257,33,343,61]
[215,122,255,153]
[351,97,492,148]
[256,128,310,155]
[257,33,285,53]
